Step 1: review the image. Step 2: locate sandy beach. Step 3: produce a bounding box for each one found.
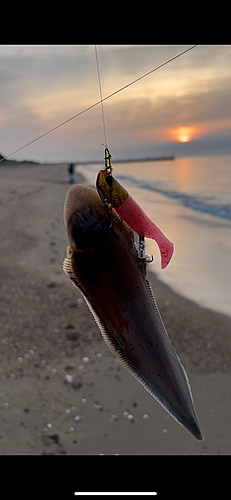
[1,161,231,455]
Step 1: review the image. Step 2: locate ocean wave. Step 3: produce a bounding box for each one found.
[79,167,231,221]
[115,174,231,221]
[141,184,231,220]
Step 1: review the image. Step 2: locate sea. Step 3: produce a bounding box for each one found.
[77,155,231,317]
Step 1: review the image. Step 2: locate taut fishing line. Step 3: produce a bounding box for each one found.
[0,45,197,163]
[94,45,107,148]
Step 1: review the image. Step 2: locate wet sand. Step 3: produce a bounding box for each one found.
[0,162,231,455]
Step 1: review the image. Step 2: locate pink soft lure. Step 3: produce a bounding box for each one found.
[96,169,174,269]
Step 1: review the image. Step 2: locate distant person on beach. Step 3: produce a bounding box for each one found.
[68,163,75,184]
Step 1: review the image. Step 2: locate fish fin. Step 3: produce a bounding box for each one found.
[145,278,156,301]
[145,278,167,327]
[145,278,202,439]
[63,256,98,309]
[63,256,113,346]
[63,255,90,300]
[63,256,80,289]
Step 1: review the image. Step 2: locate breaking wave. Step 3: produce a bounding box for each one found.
[78,165,231,221]
[116,174,231,221]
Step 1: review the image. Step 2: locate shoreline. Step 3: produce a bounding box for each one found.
[147,268,231,375]
[0,156,174,167]
[80,156,175,164]
[0,162,231,454]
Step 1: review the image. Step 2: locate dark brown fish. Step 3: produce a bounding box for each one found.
[63,184,203,440]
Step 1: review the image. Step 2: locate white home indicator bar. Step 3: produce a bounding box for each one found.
[74,494,157,496]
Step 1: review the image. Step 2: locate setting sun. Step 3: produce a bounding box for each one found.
[173,127,194,143]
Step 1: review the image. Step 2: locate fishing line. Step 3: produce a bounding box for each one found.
[0,44,197,163]
[94,45,107,148]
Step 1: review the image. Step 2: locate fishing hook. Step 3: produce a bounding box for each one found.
[138,235,154,262]
[104,199,123,228]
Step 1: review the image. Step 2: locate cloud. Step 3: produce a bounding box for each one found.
[1,45,231,162]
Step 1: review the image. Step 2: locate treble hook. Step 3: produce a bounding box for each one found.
[138,235,154,262]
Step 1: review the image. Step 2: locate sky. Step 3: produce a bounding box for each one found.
[1,44,231,163]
